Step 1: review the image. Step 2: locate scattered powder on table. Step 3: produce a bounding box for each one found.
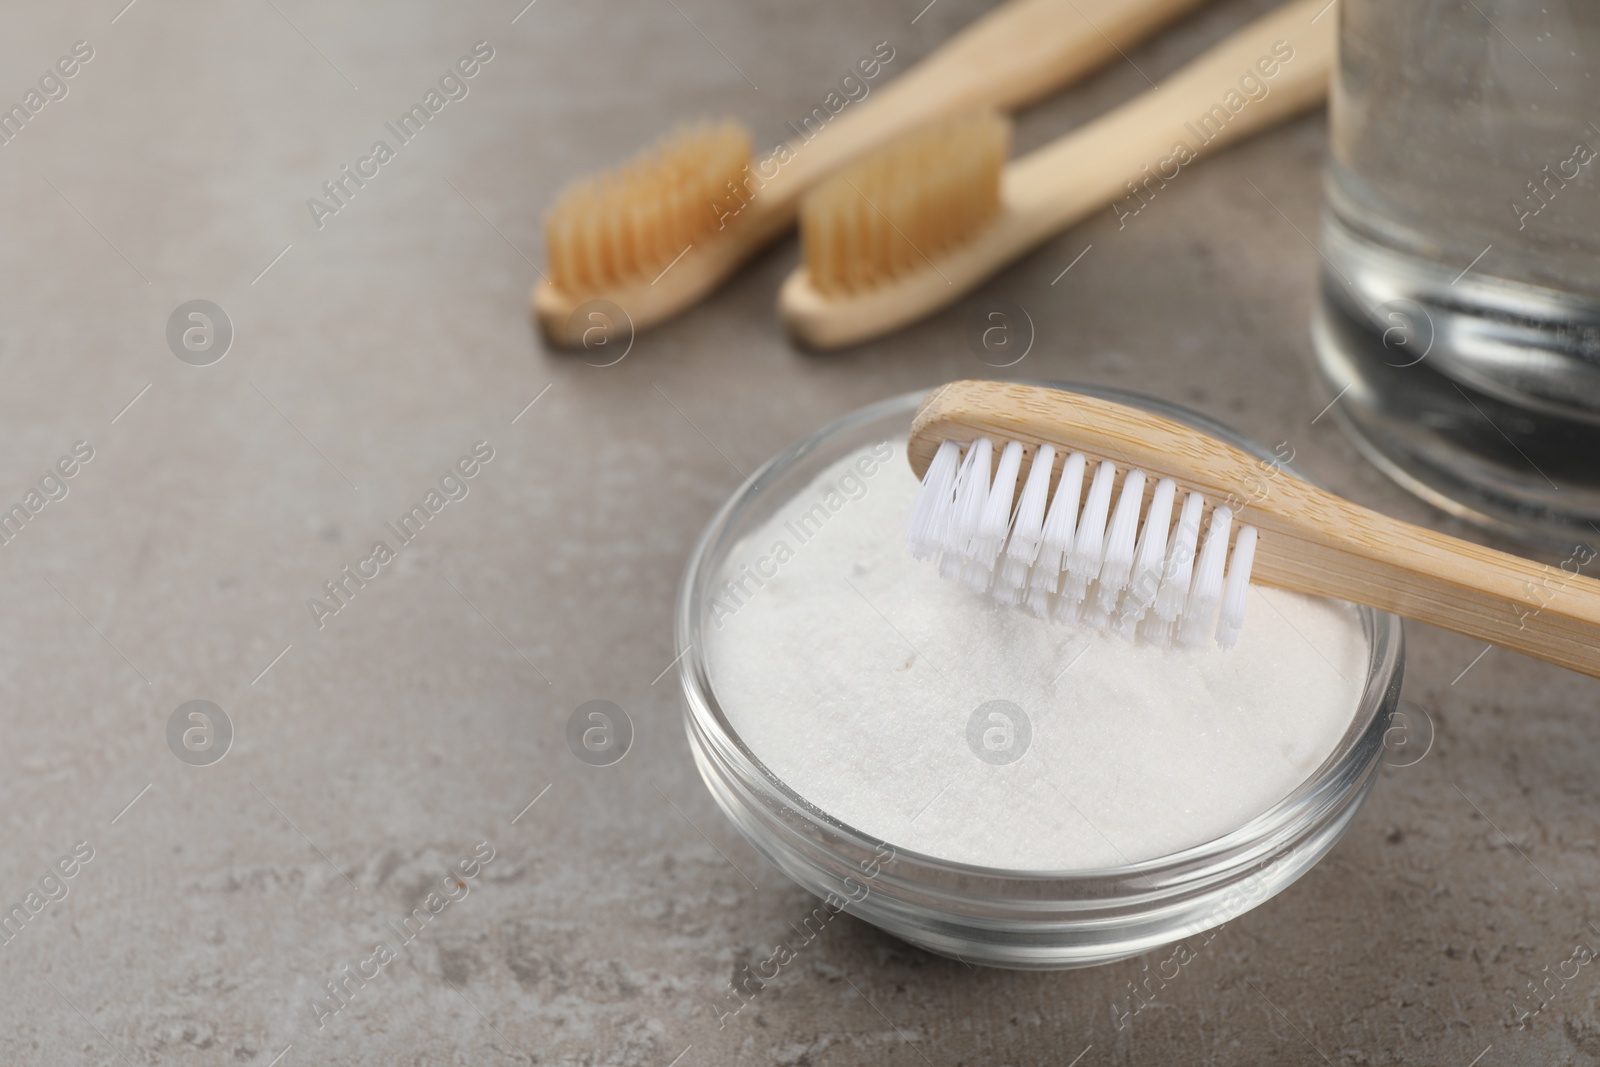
[706,439,1369,871]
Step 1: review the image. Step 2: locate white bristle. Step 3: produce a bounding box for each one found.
[907,440,961,561]
[1151,491,1204,623]
[905,436,1261,648]
[950,438,993,551]
[931,443,976,563]
[995,444,1055,603]
[964,441,1024,591]
[1179,506,1233,648]
[1026,451,1085,617]
[1095,469,1146,615]
[1062,460,1116,606]
[1079,585,1110,630]
[1216,525,1258,649]
[1113,605,1142,640]
[1139,613,1175,648]
[940,439,991,579]
[1120,477,1176,625]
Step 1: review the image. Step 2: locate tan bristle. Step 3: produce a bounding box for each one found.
[800,111,1009,296]
[545,121,753,294]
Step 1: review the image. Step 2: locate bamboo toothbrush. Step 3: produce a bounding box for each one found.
[534,0,1218,346]
[905,380,1600,679]
[781,0,1333,349]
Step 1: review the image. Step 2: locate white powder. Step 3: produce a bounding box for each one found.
[706,439,1369,871]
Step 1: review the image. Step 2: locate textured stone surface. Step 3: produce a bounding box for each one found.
[0,1,1594,1065]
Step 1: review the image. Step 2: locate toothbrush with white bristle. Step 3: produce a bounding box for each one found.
[902,381,1600,675]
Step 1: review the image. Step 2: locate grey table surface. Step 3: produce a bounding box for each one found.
[2,1,1595,1064]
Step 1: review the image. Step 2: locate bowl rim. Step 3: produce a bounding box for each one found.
[674,382,1405,887]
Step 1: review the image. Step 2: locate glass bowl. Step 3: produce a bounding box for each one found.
[673,384,1405,969]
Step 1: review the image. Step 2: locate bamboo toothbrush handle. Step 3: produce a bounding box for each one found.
[1252,484,1600,681]
[1007,0,1334,232]
[756,0,1215,214]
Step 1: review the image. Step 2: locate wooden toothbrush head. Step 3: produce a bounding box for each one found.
[909,380,1284,519]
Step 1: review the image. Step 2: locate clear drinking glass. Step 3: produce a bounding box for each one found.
[1314,1,1600,545]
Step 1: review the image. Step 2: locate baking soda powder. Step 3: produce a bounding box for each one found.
[707,440,1368,871]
